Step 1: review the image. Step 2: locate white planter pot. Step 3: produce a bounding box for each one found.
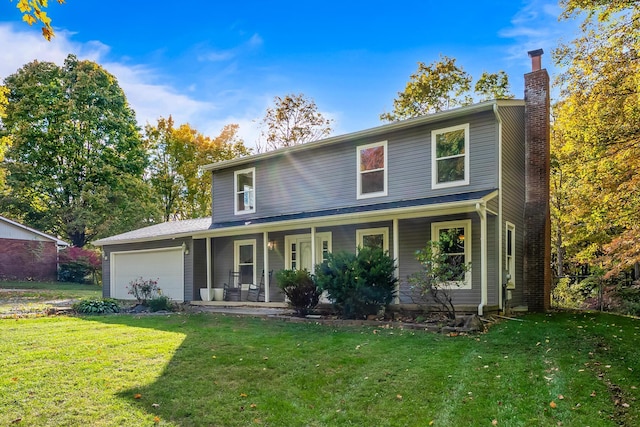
[200,288,214,302]
[213,288,224,301]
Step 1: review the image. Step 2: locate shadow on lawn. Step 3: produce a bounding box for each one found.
[87,312,322,427]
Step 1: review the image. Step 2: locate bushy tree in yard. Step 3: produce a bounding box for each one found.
[1,54,159,246]
[314,247,397,319]
[58,246,102,284]
[409,229,472,319]
[276,269,320,316]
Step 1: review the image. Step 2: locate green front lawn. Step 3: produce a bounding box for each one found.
[1,311,638,426]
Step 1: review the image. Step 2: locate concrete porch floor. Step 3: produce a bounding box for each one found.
[190,300,292,316]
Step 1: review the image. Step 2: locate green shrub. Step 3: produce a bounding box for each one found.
[73,298,120,315]
[314,247,397,319]
[408,230,472,319]
[147,295,175,312]
[552,277,586,309]
[276,269,320,316]
[58,247,102,284]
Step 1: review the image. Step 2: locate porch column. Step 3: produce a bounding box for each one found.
[263,231,270,302]
[206,237,212,292]
[393,218,400,304]
[476,203,488,315]
[310,226,316,271]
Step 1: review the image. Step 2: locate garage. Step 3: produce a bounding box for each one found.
[111,247,184,302]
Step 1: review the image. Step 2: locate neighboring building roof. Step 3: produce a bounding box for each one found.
[0,215,69,246]
[203,99,525,172]
[93,217,212,246]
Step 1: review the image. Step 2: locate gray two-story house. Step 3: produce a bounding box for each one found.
[94,50,551,315]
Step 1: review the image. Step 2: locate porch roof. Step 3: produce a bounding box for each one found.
[210,189,498,231]
[93,189,497,246]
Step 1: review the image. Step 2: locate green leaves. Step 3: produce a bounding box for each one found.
[1,54,155,246]
[314,247,398,319]
[145,117,249,220]
[552,1,639,276]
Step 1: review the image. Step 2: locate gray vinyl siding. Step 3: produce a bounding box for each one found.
[500,105,526,306]
[193,238,207,297]
[212,110,499,225]
[396,215,486,306]
[101,238,194,301]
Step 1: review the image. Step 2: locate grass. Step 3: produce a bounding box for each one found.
[0,281,101,316]
[0,310,639,426]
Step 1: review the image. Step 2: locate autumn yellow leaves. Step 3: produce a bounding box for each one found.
[15,0,65,40]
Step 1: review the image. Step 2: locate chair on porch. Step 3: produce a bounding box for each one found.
[246,270,273,302]
[223,270,242,301]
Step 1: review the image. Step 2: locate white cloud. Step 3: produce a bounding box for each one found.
[499,1,567,58]
[197,33,263,63]
[0,23,214,135]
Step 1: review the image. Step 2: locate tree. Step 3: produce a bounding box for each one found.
[474,71,514,102]
[146,117,250,220]
[380,56,473,122]
[12,0,65,40]
[381,56,515,122]
[552,0,639,277]
[1,54,159,247]
[257,93,333,151]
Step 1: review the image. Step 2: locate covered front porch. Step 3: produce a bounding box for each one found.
[193,190,500,315]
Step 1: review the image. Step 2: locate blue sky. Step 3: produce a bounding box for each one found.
[0,0,577,148]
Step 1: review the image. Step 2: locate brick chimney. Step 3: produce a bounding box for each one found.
[523,49,551,312]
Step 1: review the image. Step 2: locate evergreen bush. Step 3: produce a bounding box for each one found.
[314,247,397,319]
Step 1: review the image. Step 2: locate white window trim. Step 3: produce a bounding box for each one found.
[506,222,516,289]
[284,232,332,271]
[431,219,472,289]
[234,167,256,215]
[431,123,470,189]
[356,227,389,253]
[357,140,388,199]
[234,239,257,289]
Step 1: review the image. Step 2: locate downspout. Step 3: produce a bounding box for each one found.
[476,202,488,316]
[493,103,504,310]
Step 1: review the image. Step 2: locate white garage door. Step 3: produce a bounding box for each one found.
[111,247,184,302]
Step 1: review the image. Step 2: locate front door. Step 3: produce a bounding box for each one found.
[285,232,331,272]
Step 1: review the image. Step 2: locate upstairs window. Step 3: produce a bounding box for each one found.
[432,124,469,189]
[234,167,255,215]
[357,141,387,199]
